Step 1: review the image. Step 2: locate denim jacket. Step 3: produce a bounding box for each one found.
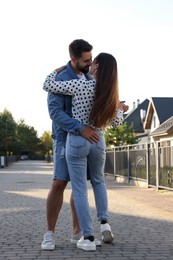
[47,61,93,141]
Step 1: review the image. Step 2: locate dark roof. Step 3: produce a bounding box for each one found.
[124,99,149,133]
[152,97,173,124]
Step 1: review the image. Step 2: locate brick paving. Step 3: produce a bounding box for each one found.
[0,160,173,260]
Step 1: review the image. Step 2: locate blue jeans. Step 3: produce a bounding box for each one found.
[66,130,108,237]
[52,139,70,181]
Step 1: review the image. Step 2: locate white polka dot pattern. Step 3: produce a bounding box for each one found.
[43,71,123,128]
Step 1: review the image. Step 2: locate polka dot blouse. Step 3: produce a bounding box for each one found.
[43,71,123,128]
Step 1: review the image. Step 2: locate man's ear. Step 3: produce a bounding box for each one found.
[71,56,77,65]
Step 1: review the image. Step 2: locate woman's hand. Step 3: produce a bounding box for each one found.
[119,101,129,112]
[55,66,66,74]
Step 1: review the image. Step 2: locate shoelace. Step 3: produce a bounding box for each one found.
[44,233,53,242]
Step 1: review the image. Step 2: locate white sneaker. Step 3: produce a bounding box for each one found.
[77,236,96,251]
[41,231,55,250]
[71,231,101,246]
[100,223,114,243]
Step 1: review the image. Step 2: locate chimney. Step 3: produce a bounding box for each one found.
[133,102,135,109]
[137,99,140,106]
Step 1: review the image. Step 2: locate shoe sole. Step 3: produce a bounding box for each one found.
[41,245,55,250]
[102,230,114,243]
[77,244,96,251]
[72,239,101,246]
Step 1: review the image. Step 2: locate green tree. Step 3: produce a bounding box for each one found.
[16,119,41,157]
[104,123,138,147]
[0,108,17,155]
[40,130,52,155]
[0,108,51,159]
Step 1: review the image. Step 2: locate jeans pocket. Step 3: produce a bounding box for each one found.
[69,135,87,148]
[67,134,89,158]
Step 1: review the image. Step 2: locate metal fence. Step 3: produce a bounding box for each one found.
[105,140,173,191]
[0,155,20,168]
[1,140,173,191]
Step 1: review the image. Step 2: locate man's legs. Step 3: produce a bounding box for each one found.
[41,179,67,250]
[46,179,67,232]
[41,179,81,250]
[41,139,81,250]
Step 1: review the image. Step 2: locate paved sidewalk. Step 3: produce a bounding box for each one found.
[0,160,173,260]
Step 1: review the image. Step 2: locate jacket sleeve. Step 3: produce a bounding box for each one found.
[46,70,85,135]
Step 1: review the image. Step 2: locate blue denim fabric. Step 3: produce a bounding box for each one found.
[52,139,69,181]
[66,130,108,237]
[48,61,93,180]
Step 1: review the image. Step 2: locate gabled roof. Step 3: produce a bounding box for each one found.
[124,99,149,133]
[144,97,173,129]
[152,97,173,123]
[151,115,173,137]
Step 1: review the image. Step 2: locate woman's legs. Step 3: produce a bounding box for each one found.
[88,132,108,221]
[88,131,114,243]
[66,134,94,238]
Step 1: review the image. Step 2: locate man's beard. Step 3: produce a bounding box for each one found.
[76,61,90,73]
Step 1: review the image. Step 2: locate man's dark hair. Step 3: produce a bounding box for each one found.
[69,39,93,59]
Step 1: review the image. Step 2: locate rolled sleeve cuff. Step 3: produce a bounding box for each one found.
[73,124,86,135]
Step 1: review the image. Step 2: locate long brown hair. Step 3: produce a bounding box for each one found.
[89,53,119,128]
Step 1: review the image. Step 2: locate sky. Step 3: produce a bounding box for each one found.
[0,0,173,136]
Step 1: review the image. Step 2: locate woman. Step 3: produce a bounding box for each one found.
[43,53,124,251]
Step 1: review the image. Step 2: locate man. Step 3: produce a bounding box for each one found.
[41,39,100,250]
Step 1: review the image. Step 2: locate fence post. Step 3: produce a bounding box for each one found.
[113,147,116,176]
[146,143,149,188]
[1,156,5,168]
[155,141,159,190]
[127,145,130,183]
